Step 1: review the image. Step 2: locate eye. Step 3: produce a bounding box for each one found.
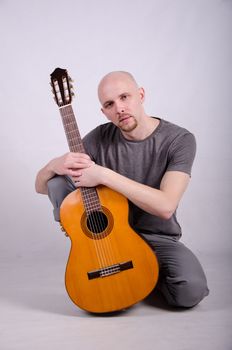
[104,101,114,109]
[121,94,128,100]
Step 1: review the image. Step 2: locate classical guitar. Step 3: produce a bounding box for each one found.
[50,68,159,313]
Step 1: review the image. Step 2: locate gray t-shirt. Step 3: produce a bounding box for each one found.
[83,118,196,239]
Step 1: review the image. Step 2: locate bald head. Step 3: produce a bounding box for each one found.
[98,71,139,104]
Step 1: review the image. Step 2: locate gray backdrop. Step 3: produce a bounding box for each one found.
[0,0,231,263]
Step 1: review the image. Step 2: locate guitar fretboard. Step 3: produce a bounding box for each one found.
[59,105,101,214]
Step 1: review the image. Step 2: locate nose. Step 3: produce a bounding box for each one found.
[115,101,125,114]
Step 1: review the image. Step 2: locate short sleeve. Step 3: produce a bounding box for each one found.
[166,132,196,176]
[82,126,101,161]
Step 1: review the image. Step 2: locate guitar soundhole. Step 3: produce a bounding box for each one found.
[86,211,108,234]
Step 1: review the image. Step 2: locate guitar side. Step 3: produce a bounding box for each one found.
[60,185,159,313]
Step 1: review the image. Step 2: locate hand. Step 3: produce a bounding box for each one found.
[49,152,94,177]
[73,163,105,188]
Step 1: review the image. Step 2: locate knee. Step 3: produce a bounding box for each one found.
[166,276,209,308]
[47,175,75,222]
[47,176,64,196]
[47,175,73,204]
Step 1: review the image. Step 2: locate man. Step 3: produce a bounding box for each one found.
[35,71,209,308]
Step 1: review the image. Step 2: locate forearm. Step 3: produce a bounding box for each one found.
[35,152,93,195]
[101,168,176,219]
[35,162,56,195]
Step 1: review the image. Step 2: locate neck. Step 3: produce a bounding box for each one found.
[121,116,160,141]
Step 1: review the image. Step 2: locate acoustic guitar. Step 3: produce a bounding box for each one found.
[50,68,159,313]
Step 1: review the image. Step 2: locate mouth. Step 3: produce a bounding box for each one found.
[119,115,132,123]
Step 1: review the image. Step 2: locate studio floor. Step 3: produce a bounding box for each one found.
[1,252,231,350]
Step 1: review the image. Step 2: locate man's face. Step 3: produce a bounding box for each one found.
[98,74,145,133]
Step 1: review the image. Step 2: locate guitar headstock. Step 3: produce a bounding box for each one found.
[50,68,74,107]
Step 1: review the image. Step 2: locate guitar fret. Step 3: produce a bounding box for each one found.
[65,129,79,134]
[81,192,100,202]
[63,121,77,128]
[81,188,102,213]
[82,200,101,209]
[66,135,82,142]
[59,105,101,212]
[85,202,101,209]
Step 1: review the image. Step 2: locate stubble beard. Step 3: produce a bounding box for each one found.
[118,116,138,133]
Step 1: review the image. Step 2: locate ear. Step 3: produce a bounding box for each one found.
[138,87,145,103]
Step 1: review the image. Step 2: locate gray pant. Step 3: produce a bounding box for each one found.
[47,175,209,308]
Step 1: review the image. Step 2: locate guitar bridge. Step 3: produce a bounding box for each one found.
[87,261,133,280]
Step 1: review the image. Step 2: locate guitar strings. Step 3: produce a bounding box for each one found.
[62,104,131,311]
[82,190,120,279]
[81,189,110,269]
[57,95,135,309]
[82,187,117,271]
[61,106,117,271]
[79,174,120,273]
[89,196,118,270]
[60,106,105,268]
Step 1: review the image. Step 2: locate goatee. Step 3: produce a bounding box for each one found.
[119,117,138,132]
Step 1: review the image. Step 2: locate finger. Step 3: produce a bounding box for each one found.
[74,179,81,187]
[64,161,91,171]
[70,153,92,161]
[69,169,83,177]
[72,161,93,168]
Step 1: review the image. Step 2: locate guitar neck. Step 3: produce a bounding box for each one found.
[59,104,101,214]
[59,104,85,153]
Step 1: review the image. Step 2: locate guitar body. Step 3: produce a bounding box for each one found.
[60,185,159,313]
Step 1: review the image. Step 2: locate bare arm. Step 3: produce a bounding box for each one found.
[35,152,93,195]
[74,164,190,220]
[36,152,190,219]
[103,169,189,219]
